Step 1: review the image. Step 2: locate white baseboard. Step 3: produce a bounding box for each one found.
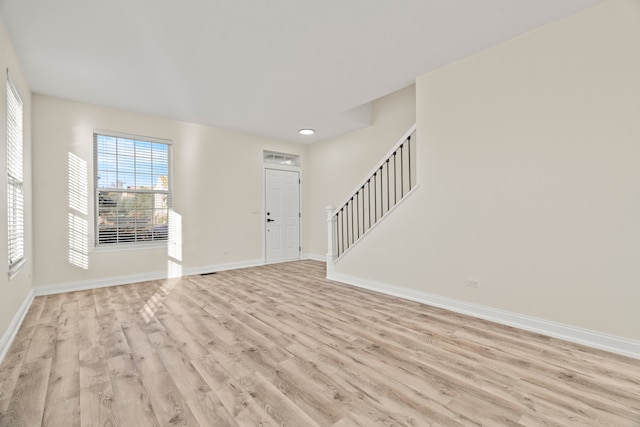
[0,290,35,365]
[1,259,265,365]
[34,255,328,299]
[328,271,640,360]
[34,258,265,297]
[303,253,326,262]
[182,259,265,277]
[35,271,170,297]
[0,255,312,365]
[8,260,636,365]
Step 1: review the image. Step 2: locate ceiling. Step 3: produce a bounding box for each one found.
[0,0,600,143]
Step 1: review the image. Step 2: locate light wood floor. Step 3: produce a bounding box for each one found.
[0,261,638,426]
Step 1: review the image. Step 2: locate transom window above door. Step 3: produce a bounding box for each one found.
[263,150,300,167]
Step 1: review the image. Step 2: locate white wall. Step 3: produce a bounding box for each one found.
[0,19,33,348]
[333,0,640,342]
[32,96,308,289]
[307,85,416,257]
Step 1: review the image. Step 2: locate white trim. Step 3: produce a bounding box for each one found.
[8,258,28,280]
[328,271,640,360]
[263,150,301,167]
[303,253,326,262]
[6,69,23,104]
[93,242,168,253]
[5,258,637,364]
[34,258,265,297]
[2,259,264,363]
[0,289,34,365]
[93,132,172,249]
[263,167,302,264]
[93,129,172,145]
[183,259,265,277]
[35,271,170,296]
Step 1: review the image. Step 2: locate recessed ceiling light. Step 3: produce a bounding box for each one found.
[299,129,315,135]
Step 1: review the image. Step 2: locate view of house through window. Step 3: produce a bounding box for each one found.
[95,132,170,245]
[7,74,25,277]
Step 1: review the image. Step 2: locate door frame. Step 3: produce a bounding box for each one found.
[263,165,302,264]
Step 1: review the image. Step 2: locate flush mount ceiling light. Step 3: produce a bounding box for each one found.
[299,129,315,135]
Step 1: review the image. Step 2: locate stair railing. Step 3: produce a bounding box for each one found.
[326,124,416,264]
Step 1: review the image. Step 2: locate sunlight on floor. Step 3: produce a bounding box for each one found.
[140,278,178,323]
[140,209,184,323]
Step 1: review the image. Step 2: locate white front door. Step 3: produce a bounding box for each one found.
[265,169,300,263]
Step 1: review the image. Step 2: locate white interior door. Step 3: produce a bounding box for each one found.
[265,169,300,263]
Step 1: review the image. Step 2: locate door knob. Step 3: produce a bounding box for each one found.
[267,218,275,222]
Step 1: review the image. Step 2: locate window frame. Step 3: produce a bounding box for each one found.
[7,72,25,278]
[93,130,172,248]
[263,150,300,167]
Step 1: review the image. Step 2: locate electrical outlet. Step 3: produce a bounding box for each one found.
[467,279,480,288]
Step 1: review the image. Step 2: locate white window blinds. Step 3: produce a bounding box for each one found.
[7,74,24,275]
[94,132,171,246]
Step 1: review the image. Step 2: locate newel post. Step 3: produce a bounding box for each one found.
[325,205,336,278]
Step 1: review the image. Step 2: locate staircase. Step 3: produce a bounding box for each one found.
[326,124,416,264]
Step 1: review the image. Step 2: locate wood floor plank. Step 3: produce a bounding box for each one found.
[106,354,159,427]
[140,370,200,426]
[3,297,46,366]
[0,358,52,427]
[45,358,80,406]
[77,307,102,353]
[279,353,389,425]
[23,314,58,364]
[1,260,639,426]
[39,294,64,319]
[226,340,340,425]
[186,390,239,427]
[78,346,120,427]
[0,364,21,415]
[191,354,278,426]
[44,301,81,410]
[232,371,321,427]
[147,337,211,400]
[42,396,80,427]
[310,341,470,426]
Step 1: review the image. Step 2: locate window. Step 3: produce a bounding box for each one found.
[263,150,300,166]
[94,131,170,246]
[7,74,24,277]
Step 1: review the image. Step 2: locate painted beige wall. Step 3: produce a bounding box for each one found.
[32,95,308,288]
[307,85,416,257]
[335,0,640,340]
[0,20,33,338]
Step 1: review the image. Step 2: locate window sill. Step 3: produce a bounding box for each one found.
[8,258,28,280]
[94,242,168,253]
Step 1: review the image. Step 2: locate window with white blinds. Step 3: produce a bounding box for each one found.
[7,75,25,277]
[94,132,171,246]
